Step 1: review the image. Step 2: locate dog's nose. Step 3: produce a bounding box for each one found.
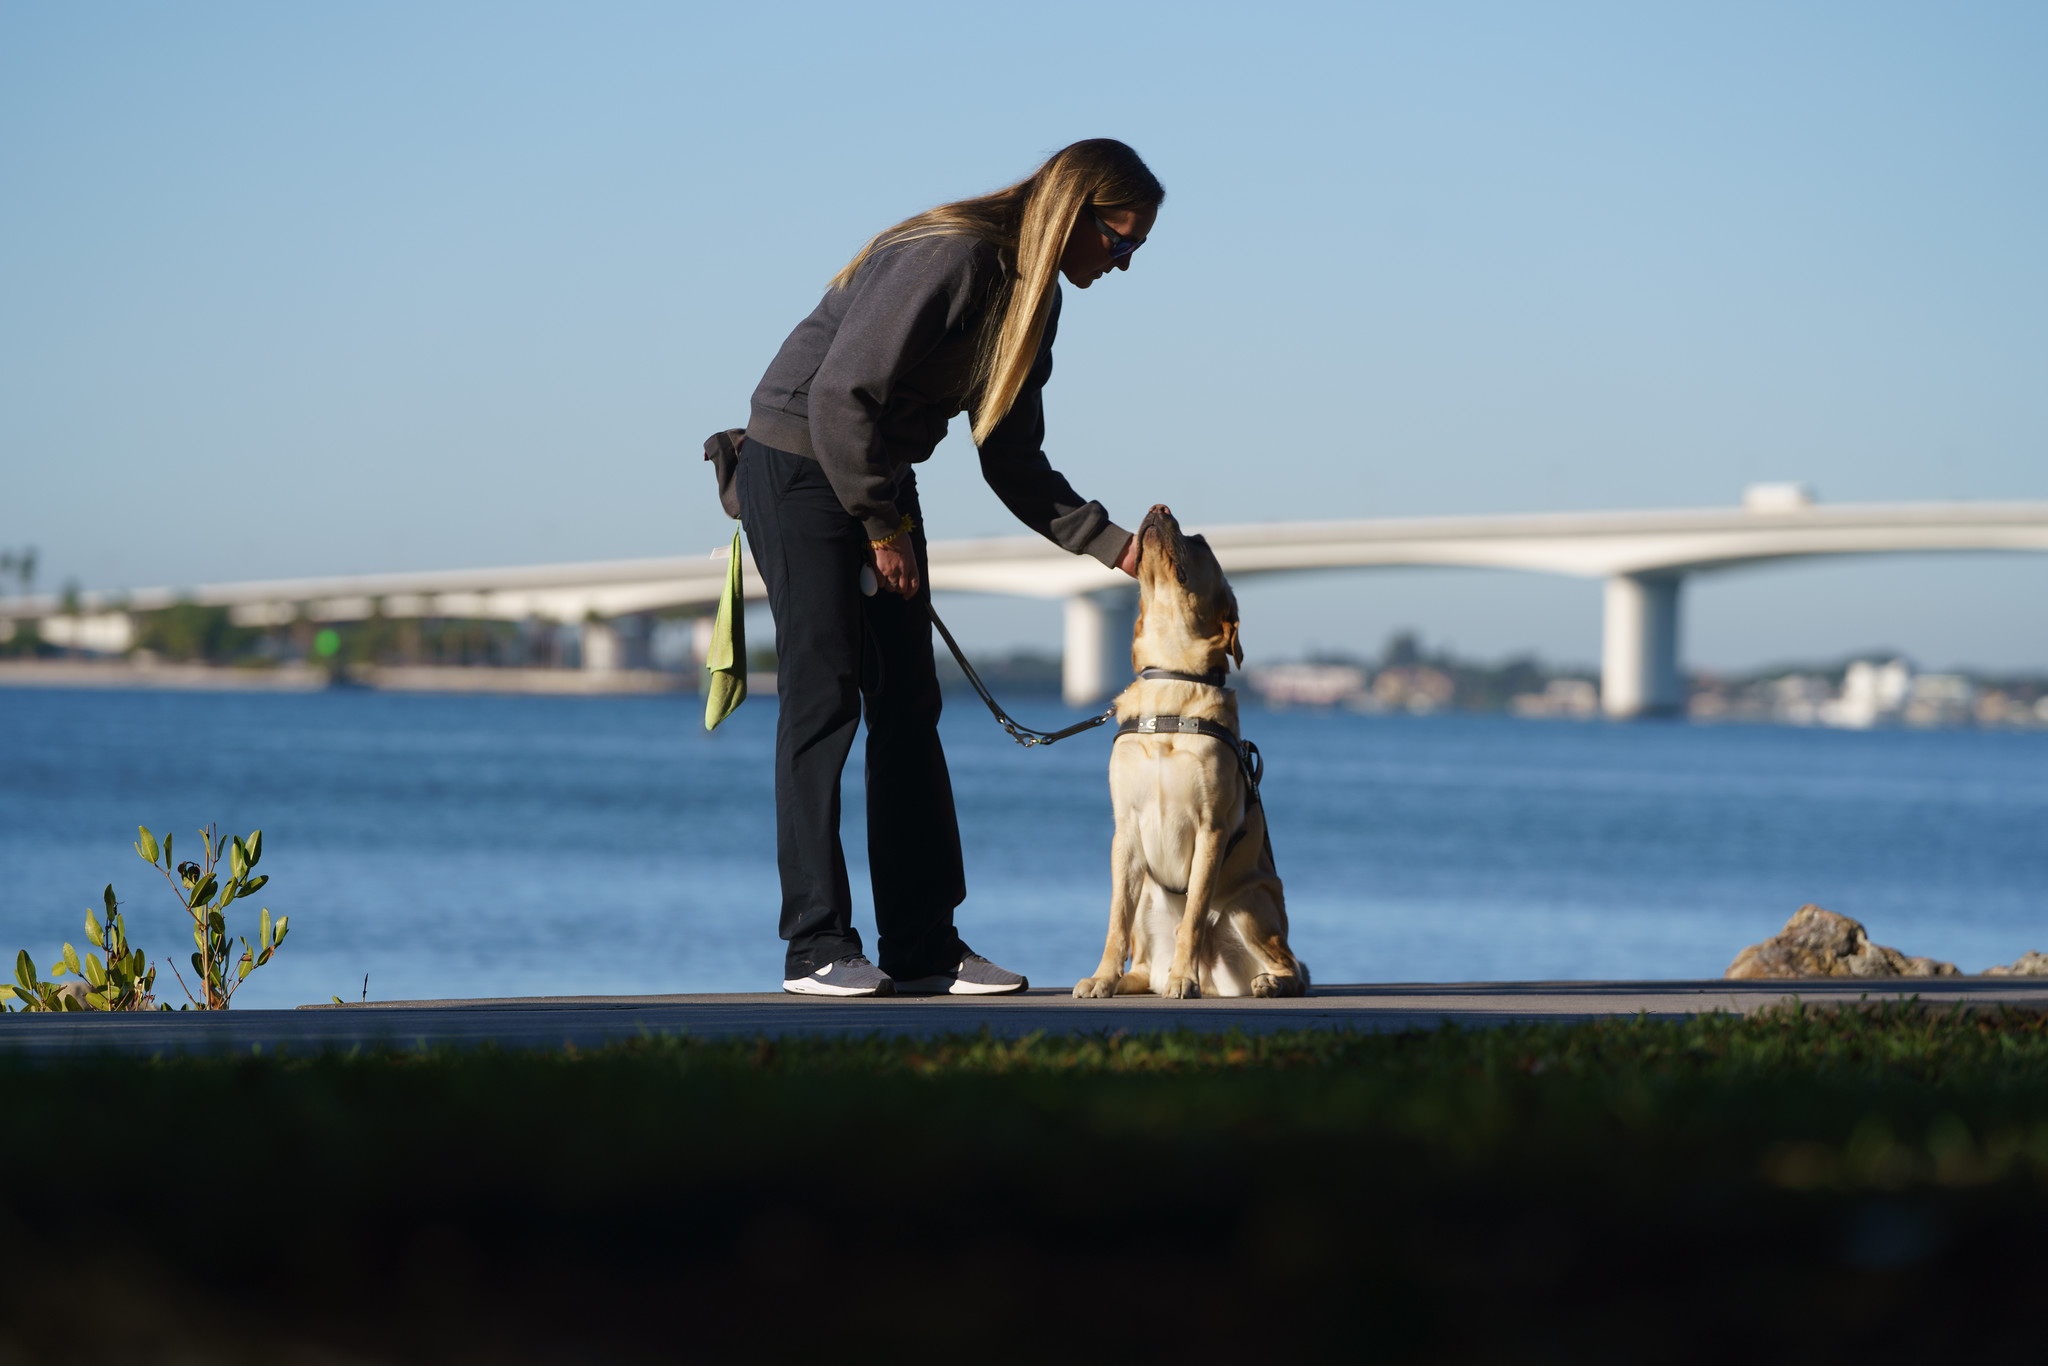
[1149,503,1172,518]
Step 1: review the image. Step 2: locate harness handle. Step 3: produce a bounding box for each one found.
[1116,713,1264,803]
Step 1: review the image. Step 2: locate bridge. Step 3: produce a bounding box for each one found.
[8,486,2047,717]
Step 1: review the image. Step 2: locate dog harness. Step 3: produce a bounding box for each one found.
[1116,665,1265,801]
[927,604,1261,799]
[1113,712,1265,803]
[1115,686,1274,867]
[928,601,1279,868]
[1115,664,1273,869]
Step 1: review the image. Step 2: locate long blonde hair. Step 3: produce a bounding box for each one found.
[830,139,1164,444]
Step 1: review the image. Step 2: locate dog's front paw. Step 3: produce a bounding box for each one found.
[1163,975,1201,999]
[1250,972,1307,998]
[1072,976,1119,999]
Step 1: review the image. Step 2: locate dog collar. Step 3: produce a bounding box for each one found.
[1135,667,1230,688]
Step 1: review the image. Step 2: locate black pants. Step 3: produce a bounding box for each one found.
[736,438,966,979]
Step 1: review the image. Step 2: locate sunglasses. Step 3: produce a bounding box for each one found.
[1090,209,1146,260]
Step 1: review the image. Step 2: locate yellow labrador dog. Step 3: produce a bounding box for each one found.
[1074,506,1309,1000]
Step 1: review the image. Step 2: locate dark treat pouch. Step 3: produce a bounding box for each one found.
[703,427,747,521]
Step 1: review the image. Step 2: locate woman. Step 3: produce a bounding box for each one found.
[737,138,1163,997]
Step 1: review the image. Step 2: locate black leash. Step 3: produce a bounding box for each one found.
[931,600,1276,867]
[928,604,1115,747]
[928,603,1259,794]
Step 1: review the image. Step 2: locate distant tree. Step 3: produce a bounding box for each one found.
[0,547,34,597]
[0,619,46,658]
[132,603,261,663]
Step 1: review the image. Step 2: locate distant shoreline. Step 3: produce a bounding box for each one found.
[0,658,709,696]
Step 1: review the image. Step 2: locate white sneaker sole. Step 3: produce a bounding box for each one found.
[892,976,1027,996]
[781,977,894,997]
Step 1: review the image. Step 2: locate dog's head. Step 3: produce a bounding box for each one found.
[1131,504,1241,674]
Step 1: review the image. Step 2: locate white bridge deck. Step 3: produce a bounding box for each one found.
[9,494,2047,716]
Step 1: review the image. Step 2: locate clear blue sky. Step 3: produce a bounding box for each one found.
[4,1,2044,671]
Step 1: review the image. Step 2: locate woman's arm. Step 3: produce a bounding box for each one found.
[976,292,1134,569]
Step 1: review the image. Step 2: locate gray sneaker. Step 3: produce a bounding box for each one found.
[893,951,1028,996]
[783,954,895,997]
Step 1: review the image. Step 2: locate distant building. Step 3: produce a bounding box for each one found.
[1975,690,2045,727]
[1818,658,1911,729]
[1903,674,1975,728]
[1245,663,1368,709]
[1243,660,1457,713]
[1770,674,1833,726]
[1371,665,1456,714]
[1234,642,2046,731]
[1685,655,2046,730]
[1510,678,1599,719]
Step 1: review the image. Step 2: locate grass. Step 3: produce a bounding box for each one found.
[5,1003,2047,1362]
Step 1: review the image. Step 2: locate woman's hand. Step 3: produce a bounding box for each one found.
[1117,534,1139,577]
[872,542,921,599]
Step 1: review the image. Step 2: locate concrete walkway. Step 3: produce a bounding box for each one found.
[0,978,2043,1057]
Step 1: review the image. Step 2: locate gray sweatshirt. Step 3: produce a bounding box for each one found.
[746,234,1131,566]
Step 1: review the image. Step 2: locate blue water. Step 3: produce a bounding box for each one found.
[1,686,2043,1009]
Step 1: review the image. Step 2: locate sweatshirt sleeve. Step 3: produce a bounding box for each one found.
[976,289,1134,567]
[808,239,982,542]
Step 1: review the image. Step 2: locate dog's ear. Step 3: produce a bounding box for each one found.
[1221,586,1243,667]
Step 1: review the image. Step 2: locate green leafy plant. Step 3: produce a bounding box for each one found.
[4,886,161,1012]
[66,884,158,1010]
[4,952,67,1012]
[3,824,287,1015]
[135,823,287,1010]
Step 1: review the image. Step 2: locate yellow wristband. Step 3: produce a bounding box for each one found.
[869,513,914,550]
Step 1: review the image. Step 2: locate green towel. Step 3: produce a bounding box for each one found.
[704,525,747,730]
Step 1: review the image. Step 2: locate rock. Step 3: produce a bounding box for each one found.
[1984,951,2048,977]
[1725,904,1960,980]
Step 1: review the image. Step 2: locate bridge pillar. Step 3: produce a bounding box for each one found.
[580,620,620,672]
[1063,587,1138,707]
[1601,573,1684,719]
